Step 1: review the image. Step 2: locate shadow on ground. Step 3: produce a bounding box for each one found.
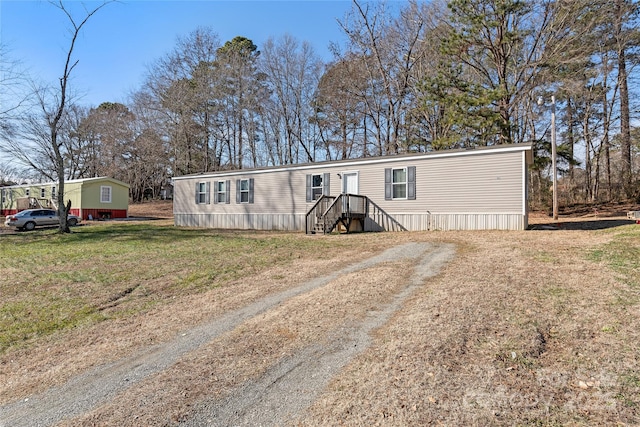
[529,218,637,231]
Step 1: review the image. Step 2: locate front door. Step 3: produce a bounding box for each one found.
[342,172,359,195]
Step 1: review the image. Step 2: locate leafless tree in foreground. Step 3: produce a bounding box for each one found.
[34,1,113,233]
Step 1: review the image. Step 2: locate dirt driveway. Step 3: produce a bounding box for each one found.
[0,242,455,426]
[2,206,638,426]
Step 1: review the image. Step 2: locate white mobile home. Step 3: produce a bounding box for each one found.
[173,143,533,232]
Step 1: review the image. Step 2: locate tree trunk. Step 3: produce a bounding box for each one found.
[566,98,575,179]
[238,113,243,169]
[583,114,592,202]
[616,0,633,197]
[602,86,612,201]
[593,138,603,202]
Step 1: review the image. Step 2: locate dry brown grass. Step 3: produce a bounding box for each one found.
[0,230,403,405]
[1,210,639,426]
[127,200,174,218]
[64,260,415,426]
[300,227,640,426]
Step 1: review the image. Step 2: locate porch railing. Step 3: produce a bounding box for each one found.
[305,195,336,234]
[305,194,368,234]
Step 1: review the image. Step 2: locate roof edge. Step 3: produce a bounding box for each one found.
[173,142,533,181]
[0,176,130,189]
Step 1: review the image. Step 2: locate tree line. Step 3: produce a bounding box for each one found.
[1,0,639,210]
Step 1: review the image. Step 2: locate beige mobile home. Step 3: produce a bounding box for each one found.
[173,143,533,232]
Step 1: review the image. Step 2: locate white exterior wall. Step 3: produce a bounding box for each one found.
[173,145,531,231]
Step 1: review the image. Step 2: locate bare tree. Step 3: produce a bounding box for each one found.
[313,55,368,159]
[546,0,639,203]
[261,34,323,164]
[0,43,29,141]
[611,0,639,197]
[81,102,136,178]
[0,44,33,186]
[142,27,221,175]
[215,36,265,169]
[128,90,172,201]
[62,104,90,179]
[11,1,114,232]
[0,160,22,185]
[338,0,427,155]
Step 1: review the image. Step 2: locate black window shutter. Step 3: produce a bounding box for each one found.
[212,181,218,204]
[384,168,392,200]
[323,172,330,196]
[249,178,254,204]
[236,180,241,204]
[306,174,312,202]
[407,166,416,200]
[225,180,231,204]
[195,183,199,204]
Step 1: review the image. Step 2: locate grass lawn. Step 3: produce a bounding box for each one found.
[302,221,640,425]
[1,218,639,425]
[0,221,372,354]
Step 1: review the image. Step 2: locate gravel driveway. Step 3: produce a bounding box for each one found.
[0,242,454,427]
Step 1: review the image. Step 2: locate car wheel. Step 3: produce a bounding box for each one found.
[24,221,36,231]
[68,218,78,226]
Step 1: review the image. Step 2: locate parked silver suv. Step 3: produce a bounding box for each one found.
[4,209,81,231]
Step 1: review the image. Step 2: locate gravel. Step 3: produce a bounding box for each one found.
[184,242,455,426]
[0,242,454,427]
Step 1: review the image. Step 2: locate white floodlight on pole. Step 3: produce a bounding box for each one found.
[538,95,558,220]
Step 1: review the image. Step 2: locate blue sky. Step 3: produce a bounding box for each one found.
[0,0,354,107]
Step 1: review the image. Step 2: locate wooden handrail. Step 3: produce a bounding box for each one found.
[305,195,336,234]
[306,194,406,234]
[306,194,370,234]
[320,195,343,233]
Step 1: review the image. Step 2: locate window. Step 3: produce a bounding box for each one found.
[214,180,230,204]
[385,166,416,201]
[311,174,323,200]
[51,186,56,199]
[195,182,210,204]
[239,180,249,203]
[100,186,112,203]
[3,189,12,204]
[25,188,30,197]
[40,188,46,198]
[392,168,407,199]
[236,178,254,204]
[306,173,330,202]
[216,181,226,203]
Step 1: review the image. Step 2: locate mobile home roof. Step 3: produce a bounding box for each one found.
[172,143,533,181]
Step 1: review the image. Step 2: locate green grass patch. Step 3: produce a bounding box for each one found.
[527,249,557,263]
[616,372,640,409]
[0,298,106,352]
[588,226,640,286]
[0,222,353,353]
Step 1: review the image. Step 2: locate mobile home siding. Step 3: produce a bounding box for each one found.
[173,144,531,231]
[63,182,83,210]
[1,177,129,219]
[176,169,310,230]
[79,179,129,219]
[0,184,65,215]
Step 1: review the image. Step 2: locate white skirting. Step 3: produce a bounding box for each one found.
[175,212,528,232]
